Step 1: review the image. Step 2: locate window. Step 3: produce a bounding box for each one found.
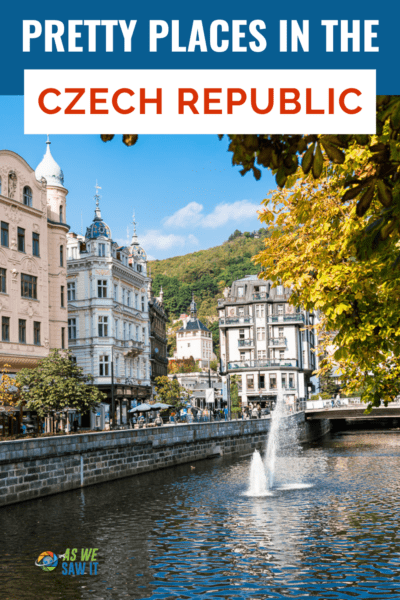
[61,286,65,307]
[61,327,65,349]
[238,307,245,317]
[278,304,284,315]
[67,282,76,301]
[122,288,126,304]
[127,292,131,307]
[18,227,25,252]
[142,327,146,342]
[59,205,63,223]
[259,374,265,389]
[21,274,37,299]
[33,321,41,345]
[123,322,126,340]
[237,286,244,298]
[23,186,32,207]
[240,351,246,361]
[97,280,107,298]
[114,285,118,301]
[246,375,254,390]
[19,319,26,344]
[0,268,6,293]
[98,316,108,337]
[1,222,9,247]
[136,325,139,341]
[32,232,40,257]
[282,374,287,388]
[276,285,284,295]
[256,304,265,318]
[188,342,191,347]
[257,350,266,359]
[141,296,145,312]
[239,329,245,340]
[99,355,109,376]
[135,293,138,309]
[279,351,284,360]
[68,318,77,340]
[289,374,295,389]
[60,245,64,267]
[278,327,284,338]
[2,317,10,341]
[269,374,277,389]
[257,327,265,341]
[98,243,105,257]
[303,350,306,364]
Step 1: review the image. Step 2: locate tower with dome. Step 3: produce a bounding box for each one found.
[0,138,69,374]
[66,192,152,428]
[174,293,215,369]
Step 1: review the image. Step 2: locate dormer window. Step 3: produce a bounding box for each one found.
[23,186,32,207]
[276,285,284,295]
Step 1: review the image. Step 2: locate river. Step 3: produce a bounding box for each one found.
[1,428,400,599]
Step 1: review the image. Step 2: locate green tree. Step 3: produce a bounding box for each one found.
[154,376,189,409]
[168,357,201,374]
[254,143,400,409]
[17,350,105,417]
[230,375,241,414]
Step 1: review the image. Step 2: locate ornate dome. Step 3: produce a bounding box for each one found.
[35,138,65,188]
[129,212,147,260]
[85,184,111,240]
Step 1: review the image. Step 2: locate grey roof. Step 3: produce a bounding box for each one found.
[178,317,210,332]
[235,274,260,283]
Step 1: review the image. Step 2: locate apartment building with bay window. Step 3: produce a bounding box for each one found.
[66,194,152,424]
[0,141,69,372]
[218,275,317,408]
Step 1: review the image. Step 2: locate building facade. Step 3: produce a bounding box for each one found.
[0,141,69,372]
[66,196,151,424]
[174,295,214,369]
[149,285,168,387]
[218,275,316,408]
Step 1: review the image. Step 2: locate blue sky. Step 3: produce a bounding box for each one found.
[0,96,276,260]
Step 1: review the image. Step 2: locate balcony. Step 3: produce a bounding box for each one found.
[269,337,287,346]
[219,317,253,326]
[253,292,268,300]
[268,314,305,324]
[238,339,254,347]
[227,358,298,370]
[122,339,144,358]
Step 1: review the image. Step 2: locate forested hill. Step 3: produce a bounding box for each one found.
[149,229,269,323]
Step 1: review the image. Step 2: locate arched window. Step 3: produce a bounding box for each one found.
[23,186,32,207]
[59,205,63,223]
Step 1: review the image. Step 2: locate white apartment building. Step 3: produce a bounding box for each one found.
[174,295,214,369]
[66,192,151,425]
[218,275,317,408]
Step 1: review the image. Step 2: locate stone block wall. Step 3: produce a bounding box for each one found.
[0,413,330,507]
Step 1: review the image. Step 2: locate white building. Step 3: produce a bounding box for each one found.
[66,190,151,425]
[218,275,317,408]
[174,295,215,369]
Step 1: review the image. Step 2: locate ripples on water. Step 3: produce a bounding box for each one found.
[1,430,400,599]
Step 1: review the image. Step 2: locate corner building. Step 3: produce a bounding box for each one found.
[0,141,69,371]
[218,275,316,408]
[66,198,152,423]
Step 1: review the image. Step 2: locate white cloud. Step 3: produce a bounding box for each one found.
[139,230,187,251]
[163,201,203,229]
[163,200,260,230]
[201,200,260,229]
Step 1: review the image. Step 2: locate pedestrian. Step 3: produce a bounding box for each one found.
[155,412,163,427]
[331,398,334,409]
[169,411,175,424]
[257,404,261,419]
[138,412,145,428]
[251,406,259,419]
[224,406,229,421]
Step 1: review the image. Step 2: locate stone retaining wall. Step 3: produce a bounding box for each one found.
[0,413,330,507]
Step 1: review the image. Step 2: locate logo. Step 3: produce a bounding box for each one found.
[35,551,58,571]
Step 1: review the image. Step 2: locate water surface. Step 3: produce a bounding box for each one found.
[1,429,400,599]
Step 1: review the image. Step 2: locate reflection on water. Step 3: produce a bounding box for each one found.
[1,430,400,599]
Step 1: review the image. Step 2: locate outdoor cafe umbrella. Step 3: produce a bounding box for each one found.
[128,403,153,413]
[150,402,171,410]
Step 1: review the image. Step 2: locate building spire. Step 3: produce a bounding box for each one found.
[94,181,102,221]
[190,292,197,317]
[131,210,139,245]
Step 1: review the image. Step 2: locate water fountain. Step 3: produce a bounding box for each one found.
[244,449,269,496]
[265,395,287,489]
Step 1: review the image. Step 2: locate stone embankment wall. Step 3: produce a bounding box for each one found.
[0,413,330,507]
